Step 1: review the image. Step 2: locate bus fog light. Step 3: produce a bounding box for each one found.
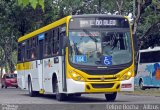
[127,71,132,76]
[69,71,85,82]
[72,73,77,77]
[120,70,133,81]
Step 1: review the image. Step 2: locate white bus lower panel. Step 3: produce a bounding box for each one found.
[120,77,134,91]
[66,79,85,93]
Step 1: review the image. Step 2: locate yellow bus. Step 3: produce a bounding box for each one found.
[17,14,134,101]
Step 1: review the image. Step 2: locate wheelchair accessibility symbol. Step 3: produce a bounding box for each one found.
[103,56,112,66]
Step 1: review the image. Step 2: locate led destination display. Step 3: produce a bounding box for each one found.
[69,17,129,29]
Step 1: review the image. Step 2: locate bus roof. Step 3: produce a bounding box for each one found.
[18,16,71,42]
[18,14,127,43]
[139,47,160,52]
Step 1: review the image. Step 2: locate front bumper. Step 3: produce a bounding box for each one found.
[66,77,134,93]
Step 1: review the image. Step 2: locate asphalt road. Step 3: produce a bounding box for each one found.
[0,88,160,110]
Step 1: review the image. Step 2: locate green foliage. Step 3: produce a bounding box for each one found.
[0,0,47,72]
[17,0,22,5]
[29,0,38,9]
[23,0,29,7]
[138,0,160,36]
[18,0,44,10]
[39,0,44,10]
[136,0,160,49]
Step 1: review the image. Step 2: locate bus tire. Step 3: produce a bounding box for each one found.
[28,77,38,97]
[105,92,117,102]
[139,79,145,90]
[75,94,81,97]
[68,93,81,97]
[53,78,66,101]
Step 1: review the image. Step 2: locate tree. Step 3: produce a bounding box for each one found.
[0,0,54,74]
[18,0,44,10]
[132,0,160,49]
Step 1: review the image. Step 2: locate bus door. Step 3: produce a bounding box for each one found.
[42,32,53,92]
[60,29,67,92]
[38,34,45,92]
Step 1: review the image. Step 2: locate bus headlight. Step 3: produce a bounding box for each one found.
[120,70,133,81]
[69,71,85,82]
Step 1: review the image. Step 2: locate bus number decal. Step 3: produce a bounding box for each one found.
[73,55,87,63]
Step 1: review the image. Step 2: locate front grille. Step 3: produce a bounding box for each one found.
[80,69,123,75]
[92,83,114,88]
[88,77,117,80]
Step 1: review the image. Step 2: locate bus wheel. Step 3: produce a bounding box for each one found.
[75,94,81,97]
[139,80,145,90]
[1,85,4,88]
[54,79,66,101]
[28,77,38,97]
[105,92,117,102]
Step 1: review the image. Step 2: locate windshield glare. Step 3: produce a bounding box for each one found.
[69,30,132,66]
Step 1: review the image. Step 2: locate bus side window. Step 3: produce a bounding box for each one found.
[140,52,151,63]
[18,43,22,62]
[139,52,145,63]
[52,28,60,55]
[26,39,31,60]
[22,42,26,62]
[44,32,52,57]
[31,37,37,59]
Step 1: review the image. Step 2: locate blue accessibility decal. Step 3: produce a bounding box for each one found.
[101,56,112,66]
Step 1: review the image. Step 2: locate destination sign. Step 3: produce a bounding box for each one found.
[80,20,117,27]
[69,17,129,29]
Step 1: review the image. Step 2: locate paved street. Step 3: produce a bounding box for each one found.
[0,87,160,104]
[1,88,160,110]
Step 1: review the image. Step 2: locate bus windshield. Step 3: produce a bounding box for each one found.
[69,30,132,66]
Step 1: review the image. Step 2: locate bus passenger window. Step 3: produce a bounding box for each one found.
[31,37,37,59]
[52,29,60,55]
[31,51,35,59]
[44,32,52,57]
[18,43,22,62]
[44,34,48,56]
[26,40,31,60]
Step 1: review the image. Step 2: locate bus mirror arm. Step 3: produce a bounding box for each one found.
[63,37,69,48]
[62,37,69,55]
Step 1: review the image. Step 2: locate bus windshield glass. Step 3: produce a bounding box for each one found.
[69,30,132,66]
